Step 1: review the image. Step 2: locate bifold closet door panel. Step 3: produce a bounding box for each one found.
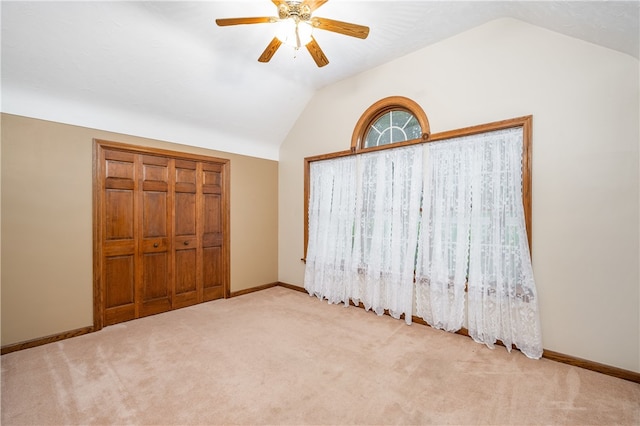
[97,140,229,328]
[102,149,137,326]
[173,159,199,309]
[202,162,225,302]
[138,155,172,318]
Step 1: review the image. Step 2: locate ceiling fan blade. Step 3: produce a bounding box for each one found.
[271,0,286,6]
[215,17,274,26]
[304,0,329,12]
[311,17,370,39]
[305,36,329,67]
[258,37,283,63]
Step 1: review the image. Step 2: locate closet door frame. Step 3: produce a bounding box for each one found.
[93,139,230,331]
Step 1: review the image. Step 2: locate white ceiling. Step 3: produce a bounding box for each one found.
[2,1,638,160]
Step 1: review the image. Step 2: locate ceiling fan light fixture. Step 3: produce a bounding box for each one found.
[276,19,313,48]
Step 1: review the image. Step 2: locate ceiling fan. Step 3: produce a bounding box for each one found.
[215,0,370,67]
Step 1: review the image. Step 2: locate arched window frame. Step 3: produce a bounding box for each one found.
[350,96,431,152]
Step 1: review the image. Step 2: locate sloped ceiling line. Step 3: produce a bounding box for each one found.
[1,1,637,160]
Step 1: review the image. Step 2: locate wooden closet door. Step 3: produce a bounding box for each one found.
[173,159,199,309]
[138,155,172,317]
[102,149,137,326]
[202,162,225,302]
[95,140,229,330]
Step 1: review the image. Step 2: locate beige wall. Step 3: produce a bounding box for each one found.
[1,113,278,346]
[278,18,640,372]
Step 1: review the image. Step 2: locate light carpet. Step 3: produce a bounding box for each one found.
[2,286,639,425]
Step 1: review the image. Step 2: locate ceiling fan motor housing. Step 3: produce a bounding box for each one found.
[279,1,312,21]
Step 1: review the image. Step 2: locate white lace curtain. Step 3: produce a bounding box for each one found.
[305,146,423,322]
[465,129,542,358]
[305,128,542,359]
[415,138,473,333]
[352,147,423,323]
[415,128,542,358]
[305,156,358,306]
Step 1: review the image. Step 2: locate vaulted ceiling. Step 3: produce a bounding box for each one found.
[2,1,638,160]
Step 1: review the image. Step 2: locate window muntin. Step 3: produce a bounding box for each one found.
[364,110,422,148]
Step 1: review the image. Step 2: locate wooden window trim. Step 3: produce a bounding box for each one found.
[351,96,431,152]
[304,115,533,260]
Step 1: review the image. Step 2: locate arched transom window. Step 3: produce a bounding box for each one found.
[351,96,430,152]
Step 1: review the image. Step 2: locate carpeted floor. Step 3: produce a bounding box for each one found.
[2,286,639,425]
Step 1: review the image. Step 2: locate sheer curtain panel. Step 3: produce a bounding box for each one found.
[415,140,473,332]
[304,157,358,305]
[415,128,542,358]
[466,129,542,359]
[352,146,423,323]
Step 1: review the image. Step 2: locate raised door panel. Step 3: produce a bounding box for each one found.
[173,160,199,308]
[103,149,136,325]
[175,192,196,237]
[175,249,197,308]
[104,255,135,325]
[138,155,172,318]
[203,245,223,300]
[142,251,168,299]
[202,162,225,302]
[106,191,134,240]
